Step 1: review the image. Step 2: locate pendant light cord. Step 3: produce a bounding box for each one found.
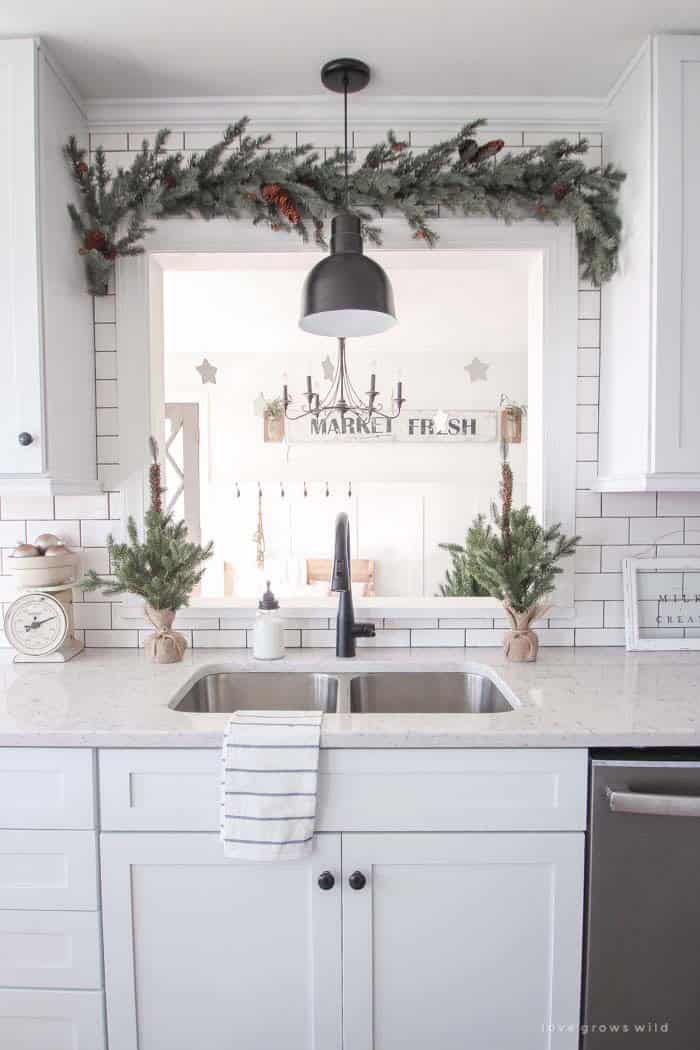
[343,74,349,209]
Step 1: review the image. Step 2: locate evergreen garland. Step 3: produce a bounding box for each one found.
[80,440,214,610]
[65,119,625,295]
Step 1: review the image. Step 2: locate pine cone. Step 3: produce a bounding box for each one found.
[475,139,505,162]
[276,191,301,225]
[84,229,107,252]
[163,175,177,190]
[413,229,428,240]
[553,182,569,202]
[391,141,407,154]
[76,161,89,175]
[261,183,282,203]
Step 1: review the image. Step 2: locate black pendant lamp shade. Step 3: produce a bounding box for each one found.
[300,213,396,336]
[299,58,397,338]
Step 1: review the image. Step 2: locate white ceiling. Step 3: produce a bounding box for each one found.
[3,0,699,100]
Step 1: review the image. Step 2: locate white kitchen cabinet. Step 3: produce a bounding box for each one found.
[0,38,96,491]
[599,34,700,491]
[342,832,584,1050]
[100,831,342,1050]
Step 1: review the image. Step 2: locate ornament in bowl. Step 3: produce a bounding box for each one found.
[9,534,78,589]
[79,437,214,663]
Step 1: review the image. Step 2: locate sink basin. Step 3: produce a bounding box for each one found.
[170,672,339,713]
[349,672,514,714]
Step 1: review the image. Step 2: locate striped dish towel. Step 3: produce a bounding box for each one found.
[220,710,323,861]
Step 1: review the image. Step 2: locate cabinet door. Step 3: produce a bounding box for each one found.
[342,832,584,1050]
[101,832,341,1050]
[0,39,43,474]
[653,36,700,475]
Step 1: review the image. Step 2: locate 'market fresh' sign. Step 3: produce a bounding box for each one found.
[287,409,499,444]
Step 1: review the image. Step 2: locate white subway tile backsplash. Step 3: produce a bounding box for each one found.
[85,629,138,647]
[576,433,598,461]
[574,628,625,646]
[576,461,598,487]
[96,379,118,408]
[93,296,116,323]
[600,546,653,572]
[575,490,601,517]
[601,492,657,517]
[96,407,119,435]
[578,290,601,320]
[357,630,411,648]
[577,319,600,348]
[577,518,629,545]
[658,493,700,516]
[73,603,112,629]
[97,464,121,491]
[411,629,465,647]
[550,602,604,628]
[576,405,598,433]
[94,324,116,351]
[95,353,118,380]
[1,492,53,520]
[577,349,600,377]
[192,629,246,648]
[574,573,624,600]
[54,493,109,520]
[79,548,111,575]
[90,132,127,151]
[576,377,599,405]
[0,521,26,546]
[98,435,119,463]
[575,547,601,573]
[629,518,683,544]
[80,520,114,547]
[26,520,80,548]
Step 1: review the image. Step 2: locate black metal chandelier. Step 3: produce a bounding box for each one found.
[286,57,403,424]
[283,337,405,423]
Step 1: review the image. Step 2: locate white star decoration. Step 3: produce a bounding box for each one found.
[196,358,217,384]
[432,409,449,434]
[464,356,490,382]
[321,354,335,381]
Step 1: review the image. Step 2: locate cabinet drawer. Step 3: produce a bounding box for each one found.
[0,831,98,910]
[0,910,102,988]
[0,988,106,1050]
[0,749,95,829]
[100,748,587,832]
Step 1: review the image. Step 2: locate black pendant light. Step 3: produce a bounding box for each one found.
[299,58,397,337]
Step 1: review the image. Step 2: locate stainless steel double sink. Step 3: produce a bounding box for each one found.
[170,670,515,715]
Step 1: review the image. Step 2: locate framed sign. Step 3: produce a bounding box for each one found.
[623,557,700,651]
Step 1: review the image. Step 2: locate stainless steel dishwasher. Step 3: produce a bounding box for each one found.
[583,754,700,1047]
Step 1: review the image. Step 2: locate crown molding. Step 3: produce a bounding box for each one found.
[85,93,607,132]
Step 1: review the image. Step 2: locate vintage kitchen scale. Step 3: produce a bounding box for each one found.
[3,534,84,663]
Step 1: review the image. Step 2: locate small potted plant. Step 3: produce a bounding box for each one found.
[263,398,285,443]
[448,445,578,661]
[81,439,213,663]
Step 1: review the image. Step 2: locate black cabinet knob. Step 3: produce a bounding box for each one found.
[317,871,335,891]
[18,432,33,446]
[348,870,367,891]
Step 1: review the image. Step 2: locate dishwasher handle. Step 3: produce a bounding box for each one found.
[607,786,700,818]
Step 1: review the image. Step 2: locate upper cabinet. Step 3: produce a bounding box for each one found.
[0,38,96,493]
[599,35,700,491]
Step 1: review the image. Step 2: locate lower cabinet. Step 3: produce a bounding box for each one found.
[342,832,584,1050]
[102,829,584,1050]
[100,831,343,1050]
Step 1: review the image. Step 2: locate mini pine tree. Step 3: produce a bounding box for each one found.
[81,439,213,610]
[464,444,578,613]
[438,519,491,597]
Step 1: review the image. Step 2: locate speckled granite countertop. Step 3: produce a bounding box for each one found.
[0,647,699,748]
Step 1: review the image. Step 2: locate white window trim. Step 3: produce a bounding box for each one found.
[116,215,577,617]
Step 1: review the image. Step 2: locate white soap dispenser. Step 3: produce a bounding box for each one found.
[253,581,285,660]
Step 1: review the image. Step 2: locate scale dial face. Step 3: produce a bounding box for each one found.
[4,593,69,656]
